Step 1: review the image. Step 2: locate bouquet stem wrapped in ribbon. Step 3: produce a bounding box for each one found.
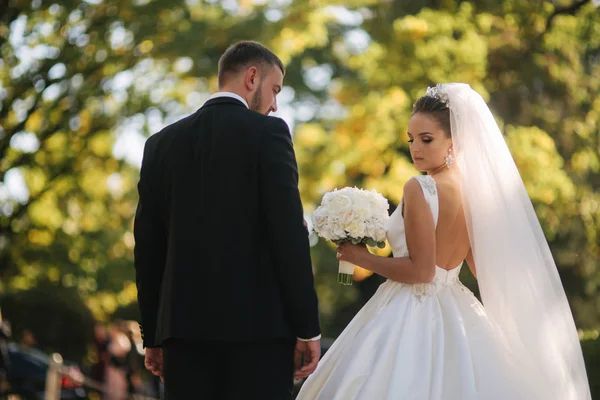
[312,188,389,285]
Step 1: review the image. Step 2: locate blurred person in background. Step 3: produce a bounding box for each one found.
[0,309,11,394]
[105,323,130,400]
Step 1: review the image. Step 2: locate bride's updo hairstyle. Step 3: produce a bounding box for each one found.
[412,95,451,138]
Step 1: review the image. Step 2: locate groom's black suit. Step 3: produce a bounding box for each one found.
[134,96,321,399]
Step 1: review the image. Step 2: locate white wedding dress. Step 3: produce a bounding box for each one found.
[297,175,544,400]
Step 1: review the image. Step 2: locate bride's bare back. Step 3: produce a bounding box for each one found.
[432,173,474,274]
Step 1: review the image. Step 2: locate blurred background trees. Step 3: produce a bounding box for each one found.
[0,0,598,383]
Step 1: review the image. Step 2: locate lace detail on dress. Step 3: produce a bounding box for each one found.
[411,283,434,301]
[407,266,467,302]
[415,175,437,197]
[453,276,475,296]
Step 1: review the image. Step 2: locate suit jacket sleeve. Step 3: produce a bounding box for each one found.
[134,137,167,348]
[259,118,321,339]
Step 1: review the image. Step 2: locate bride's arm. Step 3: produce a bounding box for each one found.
[337,178,436,284]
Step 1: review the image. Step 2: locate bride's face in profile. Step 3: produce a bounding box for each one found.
[407,113,453,173]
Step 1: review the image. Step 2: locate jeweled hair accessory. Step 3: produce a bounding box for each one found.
[425,83,450,105]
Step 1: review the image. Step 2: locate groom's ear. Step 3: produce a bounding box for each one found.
[245,66,259,90]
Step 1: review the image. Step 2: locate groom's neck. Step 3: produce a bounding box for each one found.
[219,83,247,100]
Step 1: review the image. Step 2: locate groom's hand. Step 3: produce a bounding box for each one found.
[144,347,163,379]
[294,339,321,380]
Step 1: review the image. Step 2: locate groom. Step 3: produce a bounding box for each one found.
[133,41,321,399]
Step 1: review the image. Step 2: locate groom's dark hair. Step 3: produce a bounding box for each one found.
[412,95,451,138]
[218,41,284,86]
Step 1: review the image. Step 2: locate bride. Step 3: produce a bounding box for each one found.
[296,83,590,400]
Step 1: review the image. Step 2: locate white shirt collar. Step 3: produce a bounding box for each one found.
[207,92,249,109]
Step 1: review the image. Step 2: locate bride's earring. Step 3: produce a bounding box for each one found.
[445,148,455,169]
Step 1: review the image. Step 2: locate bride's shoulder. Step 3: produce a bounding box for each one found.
[403,175,435,200]
[405,175,436,196]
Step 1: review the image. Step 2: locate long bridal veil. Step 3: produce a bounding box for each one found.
[435,83,590,399]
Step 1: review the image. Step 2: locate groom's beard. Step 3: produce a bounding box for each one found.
[250,84,263,114]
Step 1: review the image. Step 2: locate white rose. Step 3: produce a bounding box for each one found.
[312,209,328,231]
[374,226,387,242]
[352,202,370,221]
[328,194,353,216]
[332,224,347,240]
[364,223,376,239]
[318,221,333,240]
[340,210,355,225]
[321,188,342,205]
[346,221,366,238]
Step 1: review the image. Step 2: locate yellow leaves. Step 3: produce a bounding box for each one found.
[272,28,305,64]
[6,110,19,128]
[344,6,483,87]
[80,201,106,232]
[123,231,135,249]
[531,14,547,35]
[0,24,8,40]
[47,267,60,283]
[105,158,119,174]
[356,135,374,152]
[86,293,119,321]
[25,111,44,133]
[370,159,386,178]
[189,3,223,22]
[110,242,126,259]
[63,219,80,236]
[83,43,97,58]
[88,131,114,157]
[389,88,410,110]
[207,75,218,92]
[102,63,119,78]
[335,128,352,150]
[117,281,138,305]
[506,125,576,206]
[78,277,98,293]
[50,108,64,125]
[28,229,54,246]
[295,124,326,148]
[236,0,257,17]
[86,282,137,322]
[62,273,76,288]
[21,167,46,195]
[476,13,494,34]
[78,110,92,136]
[345,43,386,80]
[11,264,40,291]
[353,266,373,281]
[271,10,329,64]
[28,193,64,229]
[158,9,171,21]
[138,40,154,54]
[68,248,80,263]
[363,157,418,205]
[80,168,108,198]
[45,132,68,152]
[394,16,429,40]
[571,149,600,174]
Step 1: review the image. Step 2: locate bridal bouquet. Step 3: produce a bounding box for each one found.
[312,187,389,285]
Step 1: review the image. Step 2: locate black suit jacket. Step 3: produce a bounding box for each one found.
[134,97,321,348]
